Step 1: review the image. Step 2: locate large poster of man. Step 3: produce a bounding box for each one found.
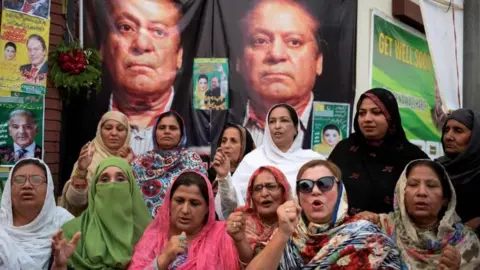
[68,0,356,169]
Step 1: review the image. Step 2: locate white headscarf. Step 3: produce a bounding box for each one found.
[232,104,325,205]
[0,158,73,270]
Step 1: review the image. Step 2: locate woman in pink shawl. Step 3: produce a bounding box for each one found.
[227,166,291,266]
[129,171,240,270]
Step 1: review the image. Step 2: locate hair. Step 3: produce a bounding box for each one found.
[268,104,299,129]
[170,172,209,207]
[4,42,16,51]
[12,159,48,178]
[27,34,46,51]
[323,124,340,135]
[9,109,37,126]
[197,74,208,82]
[297,160,342,181]
[238,0,324,57]
[156,111,184,139]
[406,160,452,202]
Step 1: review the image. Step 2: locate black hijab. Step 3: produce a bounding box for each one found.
[436,109,480,223]
[329,88,429,214]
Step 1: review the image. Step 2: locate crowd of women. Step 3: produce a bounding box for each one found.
[1,87,479,269]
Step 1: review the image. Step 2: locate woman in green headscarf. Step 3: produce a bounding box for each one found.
[51,157,152,270]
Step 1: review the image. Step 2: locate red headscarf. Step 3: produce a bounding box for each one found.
[237,166,291,252]
[128,172,239,270]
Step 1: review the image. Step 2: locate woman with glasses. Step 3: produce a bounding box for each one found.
[226,166,291,266]
[247,160,403,269]
[0,158,74,269]
[231,104,323,207]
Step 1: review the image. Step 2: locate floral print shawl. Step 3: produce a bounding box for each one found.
[378,160,480,269]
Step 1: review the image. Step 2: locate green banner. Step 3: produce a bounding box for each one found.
[193,58,229,111]
[311,102,350,156]
[371,12,442,158]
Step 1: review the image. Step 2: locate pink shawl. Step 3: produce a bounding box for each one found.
[128,172,239,270]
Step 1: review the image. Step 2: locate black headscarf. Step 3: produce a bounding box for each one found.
[436,109,480,223]
[208,123,256,183]
[329,88,429,215]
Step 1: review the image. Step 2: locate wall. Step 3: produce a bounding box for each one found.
[355,0,392,105]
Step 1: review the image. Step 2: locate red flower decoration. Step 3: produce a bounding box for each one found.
[141,180,161,198]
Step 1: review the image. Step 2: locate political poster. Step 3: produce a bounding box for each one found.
[370,11,442,158]
[193,58,229,111]
[311,102,350,156]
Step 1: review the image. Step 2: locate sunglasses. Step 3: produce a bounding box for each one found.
[296,176,336,193]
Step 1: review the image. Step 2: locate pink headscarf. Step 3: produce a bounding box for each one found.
[128,172,239,270]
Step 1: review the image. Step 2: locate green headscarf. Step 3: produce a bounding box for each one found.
[62,157,152,269]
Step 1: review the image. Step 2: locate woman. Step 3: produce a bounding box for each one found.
[210,123,256,220]
[132,111,206,217]
[357,160,480,269]
[195,74,208,109]
[53,157,152,269]
[0,158,74,269]
[329,88,429,215]
[129,171,240,270]
[436,109,480,235]
[231,103,323,205]
[313,124,342,154]
[227,166,291,265]
[247,160,402,269]
[4,42,16,61]
[61,111,133,216]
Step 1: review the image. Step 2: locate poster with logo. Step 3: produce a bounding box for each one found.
[193,58,229,110]
[311,102,350,157]
[370,11,442,158]
[0,9,50,95]
[0,90,44,167]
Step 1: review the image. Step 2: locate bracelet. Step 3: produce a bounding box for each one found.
[74,169,88,178]
[238,258,249,267]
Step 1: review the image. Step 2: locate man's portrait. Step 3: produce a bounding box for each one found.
[20,34,48,85]
[102,0,184,155]
[236,0,323,146]
[0,110,42,164]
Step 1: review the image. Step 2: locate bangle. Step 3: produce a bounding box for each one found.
[74,169,88,178]
[239,258,249,267]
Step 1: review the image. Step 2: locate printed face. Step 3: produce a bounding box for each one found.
[170,185,208,235]
[27,38,46,66]
[442,119,472,155]
[211,77,219,89]
[101,120,128,151]
[96,166,129,184]
[4,46,16,60]
[155,115,181,150]
[220,127,242,165]
[238,1,322,103]
[252,170,285,220]
[198,78,208,92]
[298,166,338,224]
[103,0,183,96]
[357,98,389,140]
[324,129,340,146]
[11,164,47,215]
[268,107,296,150]
[8,114,38,148]
[404,165,446,226]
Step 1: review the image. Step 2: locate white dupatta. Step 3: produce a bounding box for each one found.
[0,158,73,270]
[232,104,324,205]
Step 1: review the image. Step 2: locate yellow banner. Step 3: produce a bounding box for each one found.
[0,9,50,95]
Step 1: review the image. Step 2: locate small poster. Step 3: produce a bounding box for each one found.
[0,168,9,201]
[193,58,229,110]
[0,90,44,167]
[311,102,350,157]
[3,0,51,19]
[0,9,51,95]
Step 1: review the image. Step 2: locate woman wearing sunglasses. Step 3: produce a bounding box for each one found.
[247,160,403,269]
[226,166,291,266]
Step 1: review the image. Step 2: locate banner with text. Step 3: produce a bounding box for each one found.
[370,11,442,158]
[193,58,229,111]
[0,8,50,95]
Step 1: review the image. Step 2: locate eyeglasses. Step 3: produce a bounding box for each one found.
[253,182,281,193]
[296,177,336,194]
[12,174,46,186]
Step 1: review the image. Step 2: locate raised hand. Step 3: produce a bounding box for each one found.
[212,147,230,179]
[227,211,246,242]
[157,231,188,268]
[51,230,81,269]
[277,200,301,236]
[77,142,94,171]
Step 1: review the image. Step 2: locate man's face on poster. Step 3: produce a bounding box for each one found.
[211,77,219,89]
[103,0,184,95]
[238,1,323,103]
[8,114,38,148]
[27,38,46,66]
